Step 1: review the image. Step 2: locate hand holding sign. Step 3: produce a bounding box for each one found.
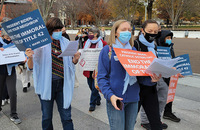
[1,9,52,51]
[0,47,4,51]
[25,48,34,59]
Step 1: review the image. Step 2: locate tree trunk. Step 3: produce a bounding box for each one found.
[147,0,154,19]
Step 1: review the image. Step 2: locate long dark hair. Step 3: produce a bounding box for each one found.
[46,18,64,35]
[136,19,158,40]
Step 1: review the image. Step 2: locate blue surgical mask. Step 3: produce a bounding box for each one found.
[166,39,172,45]
[52,31,62,40]
[118,31,132,44]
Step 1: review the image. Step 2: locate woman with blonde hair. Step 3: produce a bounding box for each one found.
[97,20,161,130]
[97,20,140,130]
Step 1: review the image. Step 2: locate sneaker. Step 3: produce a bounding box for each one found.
[162,123,168,129]
[163,112,181,122]
[96,100,101,106]
[23,87,27,93]
[89,106,95,112]
[10,115,22,124]
[2,100,6,106]
[7,99,10,104]
[141,123,151,130]
[28,82,31,88]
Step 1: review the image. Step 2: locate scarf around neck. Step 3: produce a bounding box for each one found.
[84,36,103,49]
[139,33,156,56]
[113,39,137,95]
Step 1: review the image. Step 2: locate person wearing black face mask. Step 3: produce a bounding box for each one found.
[0,33,22,124]
[3,38,12,44]
[134,20,165,130]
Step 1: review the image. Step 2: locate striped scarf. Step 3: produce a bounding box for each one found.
[51,40,64,78]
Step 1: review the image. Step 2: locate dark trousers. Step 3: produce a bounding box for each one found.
[138,84,162,130]
[164,102,173,114]
[2,85,9,100]
[0,72,17,116]
[39,79,74,130]
[87,72,101,107]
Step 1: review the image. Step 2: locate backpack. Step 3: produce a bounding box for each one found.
[94,46,112,92]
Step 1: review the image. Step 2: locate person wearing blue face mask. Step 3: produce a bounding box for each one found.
[97,20,161,130]
[158,30,181,123]
[25,17,81,130]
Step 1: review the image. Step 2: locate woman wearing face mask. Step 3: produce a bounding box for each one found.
[25,18,80,130]
[97,20,160,130]
[134,20,163,130]
[83,27,107,112]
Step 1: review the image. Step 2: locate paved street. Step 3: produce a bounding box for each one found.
[0,66,200,130]
[0,36,200,130]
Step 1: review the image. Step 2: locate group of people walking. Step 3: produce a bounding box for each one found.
[0,17,181,130]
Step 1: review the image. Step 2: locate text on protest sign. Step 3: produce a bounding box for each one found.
[174,54,193,76]
[1,9,52,51]
[157,46,171,60]
[113,48,156,76]
[167,75,179,103]
[79,48,102,71]
[0,48,25,65]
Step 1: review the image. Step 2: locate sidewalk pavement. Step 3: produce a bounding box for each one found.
[0,69,200,130]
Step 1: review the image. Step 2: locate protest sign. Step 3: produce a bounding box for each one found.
[167,75,179,103]
[174,54,193,76]
[79,48,102,71]
[1,9,52,51]
[113,48,156,76]
[0,48,25,65]
[157,46,171,60]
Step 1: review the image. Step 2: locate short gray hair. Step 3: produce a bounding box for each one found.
[89,27,100,38]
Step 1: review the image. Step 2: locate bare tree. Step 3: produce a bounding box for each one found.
[35,0,55,23]
[109,0,140,22]
[59,0,82,29]
[159,0,192,30]
[0,0,5,16]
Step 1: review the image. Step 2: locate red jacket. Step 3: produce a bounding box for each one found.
[83,39,107,78]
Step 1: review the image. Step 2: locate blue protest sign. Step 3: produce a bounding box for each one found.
[174,54,193,76]
[157,46,171,60]
[1,9,52,51]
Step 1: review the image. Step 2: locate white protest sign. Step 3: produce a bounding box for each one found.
[78,48,102,71]
[0,48,25,65]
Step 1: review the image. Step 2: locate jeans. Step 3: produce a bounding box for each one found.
[87,72,101,107]
[39,79,73,130]
[107,100,138,130]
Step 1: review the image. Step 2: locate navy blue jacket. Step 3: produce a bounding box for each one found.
[97,45,140,103]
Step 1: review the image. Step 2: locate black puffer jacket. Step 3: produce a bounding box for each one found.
[158,30,175,85]
[158,30,175,58]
